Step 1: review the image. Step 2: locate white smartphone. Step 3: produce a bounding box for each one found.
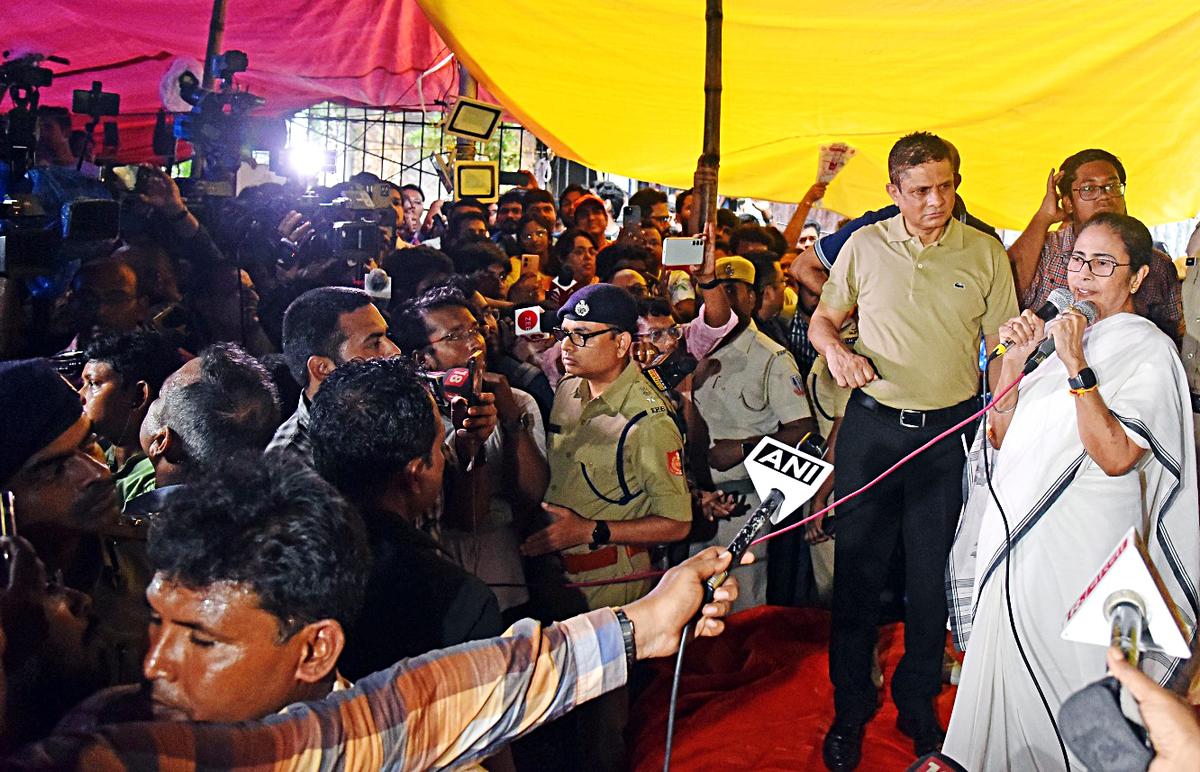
[662,236,705,267]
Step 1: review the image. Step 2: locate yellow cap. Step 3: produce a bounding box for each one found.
[715,255,756,285]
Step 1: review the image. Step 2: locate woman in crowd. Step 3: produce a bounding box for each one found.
[944,211,1199,769]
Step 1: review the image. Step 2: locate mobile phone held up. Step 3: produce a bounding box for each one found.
[662,236,705,267]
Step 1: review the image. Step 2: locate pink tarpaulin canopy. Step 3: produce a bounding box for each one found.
[3,0,473,162]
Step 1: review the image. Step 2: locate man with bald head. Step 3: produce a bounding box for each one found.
[134,342,280,514]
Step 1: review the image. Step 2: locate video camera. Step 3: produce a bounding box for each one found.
[172,51,284,182]
[197,181,396,277]
[0,52,122,277]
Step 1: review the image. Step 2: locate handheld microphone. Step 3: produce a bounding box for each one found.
[1056,527,1189,771]
[1021,300,1098,375]
[703,434,832,600]
[364,268,392,300]
[989,288,1073,361]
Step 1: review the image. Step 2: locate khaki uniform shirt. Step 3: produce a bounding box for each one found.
[692,323,812,486]
[1181,260,1200,395]
[546,360,690,608]
[1181,259,1200,443]
[820,214,1018,410]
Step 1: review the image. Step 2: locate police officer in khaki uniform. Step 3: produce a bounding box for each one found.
[1182,223,1200,447]
[521,283,692,611]
[691,256,814,610]
[519,283,691,772]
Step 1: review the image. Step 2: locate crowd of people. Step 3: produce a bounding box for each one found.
[1,118,1199,771]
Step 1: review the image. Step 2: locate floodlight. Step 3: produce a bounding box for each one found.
[444,96,502,142]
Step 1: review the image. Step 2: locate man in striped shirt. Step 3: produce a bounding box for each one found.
[5,543,742,769]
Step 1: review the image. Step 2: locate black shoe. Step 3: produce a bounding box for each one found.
[822,720,866,771]
[895,713,945,757]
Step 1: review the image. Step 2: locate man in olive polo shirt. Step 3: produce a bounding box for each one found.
[809,132,1017,769]
[520,283,691,611]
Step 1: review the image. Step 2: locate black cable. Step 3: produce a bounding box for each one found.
[662,627,690,772]
[980,363,1071,770]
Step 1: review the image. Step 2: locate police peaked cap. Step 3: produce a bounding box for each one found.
[556,283,639,333]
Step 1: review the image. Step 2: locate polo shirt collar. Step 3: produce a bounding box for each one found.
[885,213,966,249]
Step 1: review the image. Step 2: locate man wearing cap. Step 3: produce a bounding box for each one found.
[0,358,152,687]
[519,282,691,772]
[572,194,612,249]
[691,255,814,610]
[521,283,691,607]
[808,132,1017,768]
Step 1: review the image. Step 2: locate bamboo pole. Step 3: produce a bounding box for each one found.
[691,0,722,235]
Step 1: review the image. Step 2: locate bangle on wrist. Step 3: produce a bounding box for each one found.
[697,277,719,290]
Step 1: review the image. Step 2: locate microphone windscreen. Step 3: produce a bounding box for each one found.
[1045,287,1075,317]
[1059,677,1152,771]
[1073,300,1099,326]
[366,268,389,293]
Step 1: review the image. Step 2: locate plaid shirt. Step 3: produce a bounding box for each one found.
[787,311,818,379]
[14,610,625,771]
[1023,222,1184,346]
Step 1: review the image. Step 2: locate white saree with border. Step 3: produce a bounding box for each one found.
[944,312,1199,770]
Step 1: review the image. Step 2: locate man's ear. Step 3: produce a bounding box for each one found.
[293,620,345,684]
[419,348,438,371]
[615,331,633,359]
[146,425,172,463]
[305,355,337,390]
[885,182,902,206]
[130,380,152,412]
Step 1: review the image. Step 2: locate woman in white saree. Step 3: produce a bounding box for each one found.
[944,212,1199,770]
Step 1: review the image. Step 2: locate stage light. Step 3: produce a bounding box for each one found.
[444,96,503,142]
[454,160,499,203]
[286,140,335,177]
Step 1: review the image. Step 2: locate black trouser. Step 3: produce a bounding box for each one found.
[828,394,973,724]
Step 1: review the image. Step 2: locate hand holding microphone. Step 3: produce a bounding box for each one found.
[990,287,1073,361]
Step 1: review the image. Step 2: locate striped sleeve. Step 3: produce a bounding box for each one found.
[16,610,627,771]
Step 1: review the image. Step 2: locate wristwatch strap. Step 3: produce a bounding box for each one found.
[613,607,637,670]
[1068,367,1098,395]
[589,519,611,550]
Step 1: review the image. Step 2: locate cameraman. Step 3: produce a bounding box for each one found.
[393,286,548,617]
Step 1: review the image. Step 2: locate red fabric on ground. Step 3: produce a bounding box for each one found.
[629,606,958,771]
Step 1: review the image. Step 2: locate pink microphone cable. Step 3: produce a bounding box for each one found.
[750,374,1024,548]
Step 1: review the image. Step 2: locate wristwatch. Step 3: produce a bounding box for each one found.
[589,520,611,550]
[697,276,720,290]
[502,412,535,433]
[1068,367,1098,394]
[612,607,637,670]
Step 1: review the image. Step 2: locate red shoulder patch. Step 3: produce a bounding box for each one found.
[667,449,684,476]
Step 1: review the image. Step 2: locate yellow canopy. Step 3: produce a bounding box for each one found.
[418,0,1200,229]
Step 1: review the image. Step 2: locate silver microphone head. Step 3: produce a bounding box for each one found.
[1072,300,1099,326]
[1047,287,1074,313]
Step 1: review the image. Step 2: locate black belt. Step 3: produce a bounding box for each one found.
[849,390,978,429]
[1191,392,1200,414]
